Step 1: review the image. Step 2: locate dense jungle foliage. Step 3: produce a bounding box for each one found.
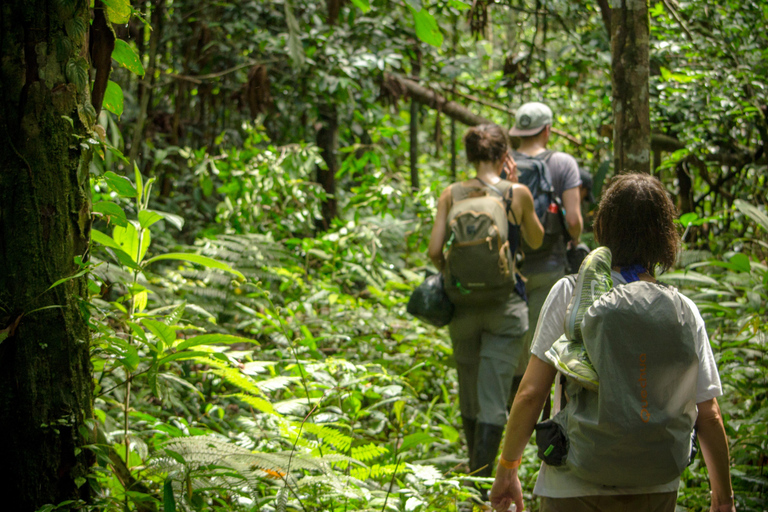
[39,0,767,510]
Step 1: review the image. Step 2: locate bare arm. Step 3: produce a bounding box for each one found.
[514,184,544,250]
[490,356,557,512]
[696,398,736,512]
[427,187,452,271]
[561,186,583,243]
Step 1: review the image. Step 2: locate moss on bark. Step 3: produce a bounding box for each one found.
[0,1,94,509]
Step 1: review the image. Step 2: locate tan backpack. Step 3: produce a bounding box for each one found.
[443,179,517,306]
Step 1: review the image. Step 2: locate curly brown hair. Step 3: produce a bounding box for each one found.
[463,124,508,163]
[593,173,680,275]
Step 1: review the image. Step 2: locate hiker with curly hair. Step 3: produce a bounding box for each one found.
[490,173,735,512]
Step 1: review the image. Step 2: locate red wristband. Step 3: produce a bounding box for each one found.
[499,455,522,469]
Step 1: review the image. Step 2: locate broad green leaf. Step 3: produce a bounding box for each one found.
[734,199,768,233]
[138,210,164,229]
[144,253,244,280]
[127,321,148,343]
[142,318,177,347]
[91,228,120,249]
[119,345,140,372]
[133,290,148,313]
[113,223,150,264]
[102,80,124,117]
[405,0,422,9]
[93,201,128,227]
[350,0,370,12]
[66,57,89,93]
[156,351,211,367]
[439,424,460,443]
[111,39,145,76]
[176,333,256,351]
[103,0,132,24]
[102,246,142,270]
[141,209,185,230]
[679,212,698,227]
[104,171,137,198]
[412,8,443,47]
[448,0,470,10]
[400,432,436,451]
[729,253,751,273]
[657,270,718,286]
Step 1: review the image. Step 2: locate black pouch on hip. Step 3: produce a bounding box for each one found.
[534,419,568,466]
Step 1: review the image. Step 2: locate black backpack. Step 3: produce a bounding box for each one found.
[512,150,570,254]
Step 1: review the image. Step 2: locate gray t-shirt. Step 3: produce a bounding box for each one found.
[515,150,581,275]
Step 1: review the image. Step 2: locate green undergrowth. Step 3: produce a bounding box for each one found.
[44,126,767,512]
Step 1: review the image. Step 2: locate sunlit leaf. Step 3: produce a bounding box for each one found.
[734,199,768,233]
[412,8,443,47]
[112,39,145,76]
[176,333,256,351]
[113,223,150,264]
[349,0,370,12]
[142,318,177,347]
[144,253,244,280]
[93,201,128,227]
[104,171,137,198]
[657,270,718,286]
[102,80,124,117]
[102,0,132,23]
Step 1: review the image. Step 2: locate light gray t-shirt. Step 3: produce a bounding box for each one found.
[529,272,723,497]
[516,150,581,275]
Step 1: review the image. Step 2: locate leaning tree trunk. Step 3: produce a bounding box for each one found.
[610,0,651,174]
[0,1,94,509]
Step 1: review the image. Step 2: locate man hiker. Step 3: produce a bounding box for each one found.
[505,102,583,401]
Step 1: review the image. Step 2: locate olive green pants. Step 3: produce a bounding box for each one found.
[539,492,677,512]
[449,294,527,426]
[515,269,565,376]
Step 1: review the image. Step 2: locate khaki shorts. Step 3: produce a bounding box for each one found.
[540,492,678,512]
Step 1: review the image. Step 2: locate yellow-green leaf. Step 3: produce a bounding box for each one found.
[112,39,145,76]
[102,80,124,117]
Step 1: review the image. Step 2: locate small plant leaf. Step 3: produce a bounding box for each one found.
[102,80,124,117]
[104,171,138,198]
[102,0,132,25]
[412,8,443,47]
[144,253,244,280]
[93,201,128,227]
[111,39,145,76]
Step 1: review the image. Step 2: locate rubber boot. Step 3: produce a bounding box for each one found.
[462,416,477,470]
[471,422,505,501]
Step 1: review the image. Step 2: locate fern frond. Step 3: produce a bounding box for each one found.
[678,249,714,268]
[351,443,389,462]
[228,392,276,415]
[297,422,352,452]
[350,462,409,481]
[209,367,264,396]
[256,376,299,393]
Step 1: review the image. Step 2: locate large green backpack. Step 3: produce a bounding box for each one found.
[553,281,699,487]
[443,179,517,306]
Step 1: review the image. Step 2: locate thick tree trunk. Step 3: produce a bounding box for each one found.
[610,0,651,174]
[0,1,94,510]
